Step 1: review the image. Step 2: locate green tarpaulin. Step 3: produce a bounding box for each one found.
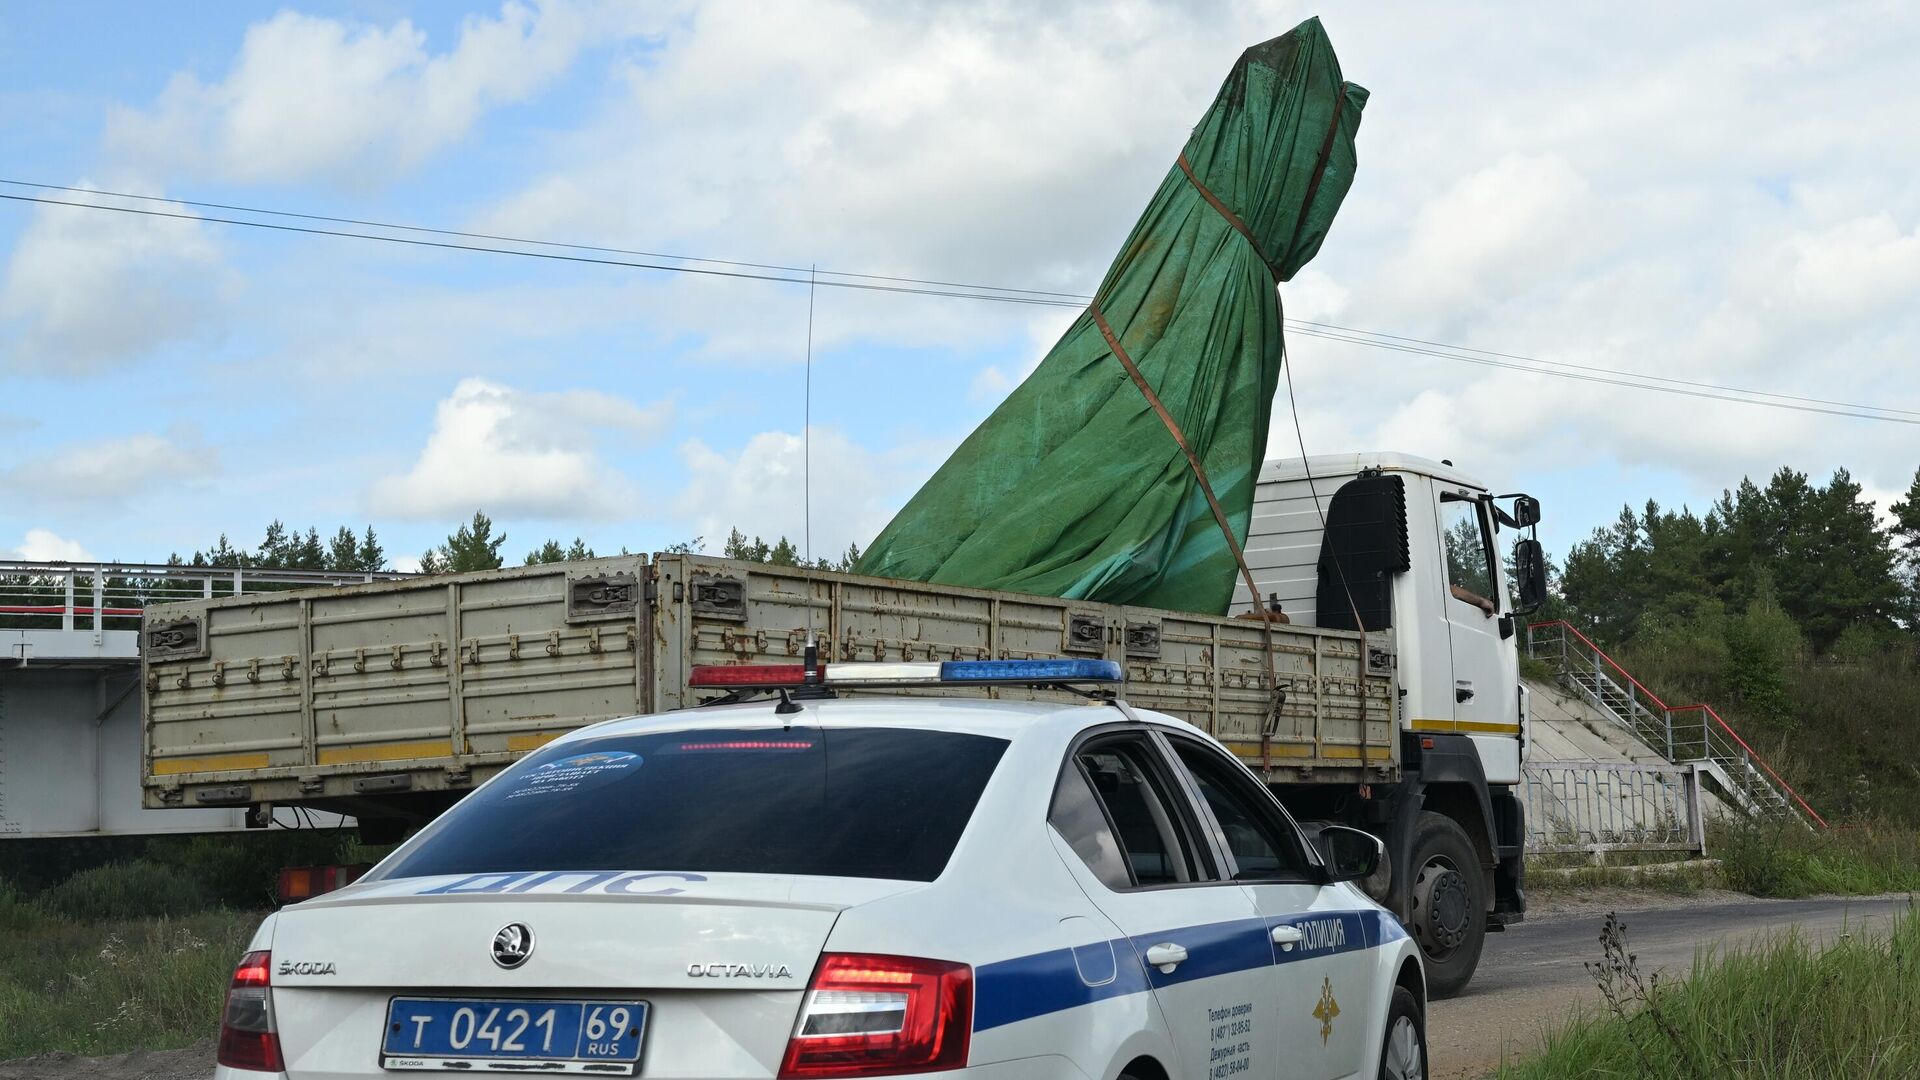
[856,18,1366,614]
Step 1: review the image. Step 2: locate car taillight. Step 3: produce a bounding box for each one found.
[779,953,971,1078]
[217,950,284,1073]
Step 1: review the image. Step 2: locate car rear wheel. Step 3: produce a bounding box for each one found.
[1407,811,1484,998]
[1377,986,1426,1080]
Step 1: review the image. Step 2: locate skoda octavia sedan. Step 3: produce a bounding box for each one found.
[215,662,1427,1080]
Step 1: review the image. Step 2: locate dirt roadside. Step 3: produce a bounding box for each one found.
[0,1039,214,1080]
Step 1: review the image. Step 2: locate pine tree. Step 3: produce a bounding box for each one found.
[357,526,386,572]
[524,538,596,565]
[326,527,361,572]
[422,512,507,575]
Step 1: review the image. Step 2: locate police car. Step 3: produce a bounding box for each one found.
[216,659,1427,1080]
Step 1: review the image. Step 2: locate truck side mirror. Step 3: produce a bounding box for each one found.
[1513,538,1547,615]
[1493,493,1542,530]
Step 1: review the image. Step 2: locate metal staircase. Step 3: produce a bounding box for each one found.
[1526,621,1825,828]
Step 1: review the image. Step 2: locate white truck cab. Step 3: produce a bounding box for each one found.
[1234,452,1545,995]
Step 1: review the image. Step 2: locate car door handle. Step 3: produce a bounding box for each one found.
[1455,680,1475,703]
[1144,943,1188,972]
[1271,925,1303,950]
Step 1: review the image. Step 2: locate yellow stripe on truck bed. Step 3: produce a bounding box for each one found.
[506,732,564,752]
[151,750,272,776]
[315,738,454,765]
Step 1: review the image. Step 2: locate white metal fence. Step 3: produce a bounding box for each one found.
[1522,760,1708,861]
[0,560,413,632]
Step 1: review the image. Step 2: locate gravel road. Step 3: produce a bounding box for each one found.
[3,892,1909,1080]
[1428,891,1914,1078]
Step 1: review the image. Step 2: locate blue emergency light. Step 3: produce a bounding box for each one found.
[686,657,1124,689]
[937,658,1123,684]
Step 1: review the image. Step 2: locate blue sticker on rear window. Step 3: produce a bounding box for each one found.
[506,749,641,799]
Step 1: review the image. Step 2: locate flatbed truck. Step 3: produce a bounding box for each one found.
[140,451,1543,995]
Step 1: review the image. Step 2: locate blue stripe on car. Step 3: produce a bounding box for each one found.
[974,909,1406,1031]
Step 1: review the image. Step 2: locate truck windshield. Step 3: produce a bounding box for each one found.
[372,726,1008,883]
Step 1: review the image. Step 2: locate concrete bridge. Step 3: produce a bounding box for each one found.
[1,561,406,839]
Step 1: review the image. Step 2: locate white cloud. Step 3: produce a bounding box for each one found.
[674,425,947,559]
[369,378,672,519]
[5,528,94,563]
[106,1,641,187]
[0,432,215,503]
[478,1,1271,308]
[0,181,230,373]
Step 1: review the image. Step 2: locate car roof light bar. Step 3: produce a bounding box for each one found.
[686,657,1124,689]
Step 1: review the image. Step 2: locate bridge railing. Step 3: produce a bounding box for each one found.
[0,560,414,632]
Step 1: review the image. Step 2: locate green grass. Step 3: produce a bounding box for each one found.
[0,899,262,1059]
[1493,903,1920,1079]
[0,831,373,1061]
[36,860,217,923]
[1714,820,1920,898]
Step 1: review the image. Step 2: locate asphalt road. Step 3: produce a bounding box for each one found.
[1428,892,1915,1078]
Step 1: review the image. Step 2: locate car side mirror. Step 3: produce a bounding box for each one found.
[1513,538,1547,616]
[1316,825,1384,884]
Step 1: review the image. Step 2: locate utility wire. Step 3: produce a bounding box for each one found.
[0,178,1087,301]
[1286,326,1920,426]
[5,184,1917,426]
[1292,318,1920,419]
[0,191,1081,309]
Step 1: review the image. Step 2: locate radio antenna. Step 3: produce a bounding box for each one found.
[803,264,818,652]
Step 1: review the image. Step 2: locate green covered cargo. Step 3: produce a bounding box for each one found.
[856,18,1366,615]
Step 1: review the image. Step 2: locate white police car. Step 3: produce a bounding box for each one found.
[216,659,1426,1080]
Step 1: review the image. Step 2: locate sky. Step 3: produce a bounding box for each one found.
[2,0,1917,573]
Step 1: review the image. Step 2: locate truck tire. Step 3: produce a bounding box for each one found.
[1406,811,1483,998]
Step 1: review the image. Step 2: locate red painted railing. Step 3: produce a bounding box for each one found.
[1529,619,1828,829]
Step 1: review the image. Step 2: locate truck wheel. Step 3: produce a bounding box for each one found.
[1406,812,1483,998]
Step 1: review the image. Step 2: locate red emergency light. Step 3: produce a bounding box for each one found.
[688,664,812,687]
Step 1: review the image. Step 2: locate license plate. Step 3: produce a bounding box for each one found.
[381,997,647,1074]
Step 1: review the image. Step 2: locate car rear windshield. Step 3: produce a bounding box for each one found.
[375,726,1009,883]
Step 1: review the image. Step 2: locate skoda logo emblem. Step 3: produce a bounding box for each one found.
[492,923,535,969]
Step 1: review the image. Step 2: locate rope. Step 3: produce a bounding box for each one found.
[1093,98,1376,765]
[1088,293,1284,753]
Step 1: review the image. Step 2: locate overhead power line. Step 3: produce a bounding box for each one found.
[1286,326,1920,426]
[0,191,1080,309]
[4,180,1916,427]
[1292,318,1920,419]
[0,178,1085,302]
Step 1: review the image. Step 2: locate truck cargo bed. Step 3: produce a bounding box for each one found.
[141,555,1396,813]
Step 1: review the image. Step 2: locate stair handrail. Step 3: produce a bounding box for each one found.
[1670,703,1828,828]
[1529,620,1827,829]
